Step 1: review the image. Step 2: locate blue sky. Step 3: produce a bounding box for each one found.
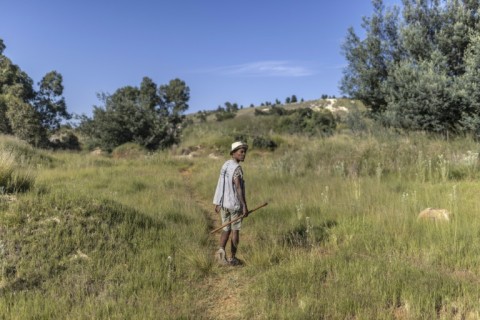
[1,0,400,116]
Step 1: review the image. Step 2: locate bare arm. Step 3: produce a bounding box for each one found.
[234,177,248,217]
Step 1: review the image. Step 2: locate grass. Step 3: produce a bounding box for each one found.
[2,109,480,318]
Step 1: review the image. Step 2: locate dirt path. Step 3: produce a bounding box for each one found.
[180,167,248,320]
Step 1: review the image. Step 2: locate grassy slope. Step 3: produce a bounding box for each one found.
[2,102,480,318]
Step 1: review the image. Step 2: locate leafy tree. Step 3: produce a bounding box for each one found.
[0,39,72,146]
[0,48,35,135]
[342,0,480,135]
[6,96,47,147]
[383,53,457,133]
[215,102,238,121]
[80,77,190,151]
[35,71,70,131]
[0,56,35,102]
[0,96,10,134]
[159,78,190,115]
[224,102,238,113]
[291,95,298,103]
[341,0,401,114]
[455,33,480,137]
[285,97,291,104]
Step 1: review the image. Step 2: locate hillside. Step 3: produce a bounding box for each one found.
[2,113,480,318]
[188,97,365,123]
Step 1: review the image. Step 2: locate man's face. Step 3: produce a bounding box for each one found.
[232,148,247,162]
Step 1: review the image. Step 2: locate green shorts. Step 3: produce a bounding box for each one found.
[221,207,242,231]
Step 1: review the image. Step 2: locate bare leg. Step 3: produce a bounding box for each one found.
[231,230,239,258]
[220,230,231,249]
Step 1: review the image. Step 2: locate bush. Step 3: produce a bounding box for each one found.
[111,143,147,159]
[215,111,236,121]
[277,108,336,136]
[49,130,81,150]
[252,136,277,151]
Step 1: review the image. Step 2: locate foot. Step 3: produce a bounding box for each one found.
[215,248,228,265]
[228,257,241,266]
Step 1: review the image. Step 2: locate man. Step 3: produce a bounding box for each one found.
[213,141,249,266]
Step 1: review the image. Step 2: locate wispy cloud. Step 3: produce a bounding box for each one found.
[207,60,315,77]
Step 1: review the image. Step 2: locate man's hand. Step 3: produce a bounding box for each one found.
[214,205,220,213]
[243,206,249,218]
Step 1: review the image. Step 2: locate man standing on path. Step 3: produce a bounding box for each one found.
[213,141,249,266]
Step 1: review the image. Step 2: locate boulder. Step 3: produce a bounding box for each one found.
[418,208,450,222]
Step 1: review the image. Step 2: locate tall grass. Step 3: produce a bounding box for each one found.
[0,149,35,193]
[191,128,480,318]
[2,122,480,318]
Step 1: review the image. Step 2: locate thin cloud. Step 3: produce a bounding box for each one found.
[208,61,315,77]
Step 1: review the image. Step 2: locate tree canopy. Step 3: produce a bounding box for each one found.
[79,77,190,151]
[341,0,480,136]
[0,40,69,146]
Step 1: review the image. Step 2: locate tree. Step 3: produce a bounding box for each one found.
[455,33,480,137]
[0,95,9,133]
[159,78,190,115]
[35,71,70,131]
[0,39,73,146]
[6,96,47,147]
[291,95,298,103]
[383,52,458,133]
[341,0,480,135]
[0,48,35,135]
[80,77,190,151]
[285,97,291,104]
[341,0,401,113]
[215,101,238,121]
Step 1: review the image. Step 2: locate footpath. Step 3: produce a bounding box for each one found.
[180,167,248,320]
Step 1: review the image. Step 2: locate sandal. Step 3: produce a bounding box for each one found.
[228,257,241,266]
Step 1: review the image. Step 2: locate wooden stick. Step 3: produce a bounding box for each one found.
[210,202,268,234]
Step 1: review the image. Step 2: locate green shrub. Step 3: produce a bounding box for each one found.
[215,111,236,121]
[49,130,81,150]
[111,143,147,159]
[277,108,336,136]
[252,135,277,151]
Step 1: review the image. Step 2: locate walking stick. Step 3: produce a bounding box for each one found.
[210,202,268,234]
